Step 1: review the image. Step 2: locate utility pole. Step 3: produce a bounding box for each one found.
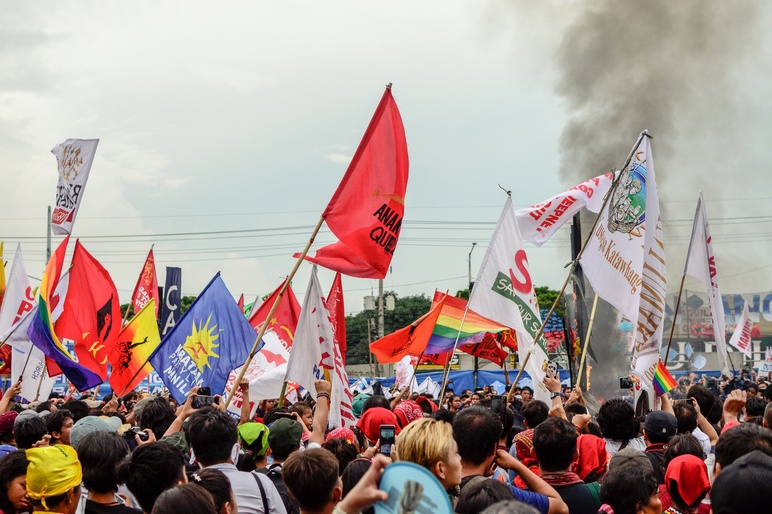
[378,279,385,339]
[46,206,52,261]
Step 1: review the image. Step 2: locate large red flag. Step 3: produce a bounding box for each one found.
[370,296,445,364]
[131,248,159,319]
[55,240,122,380]
[302,86,409,279]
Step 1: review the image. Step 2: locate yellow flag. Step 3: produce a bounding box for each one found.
[108,299,162,395]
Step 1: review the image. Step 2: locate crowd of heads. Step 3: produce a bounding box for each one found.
[0,368,769,514]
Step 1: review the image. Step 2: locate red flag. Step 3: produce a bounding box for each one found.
[237,294,245,314]
[248,280,302,352]
[130,248,159,319]
[0,346,11,375]
[302,86,409,279]
[55,240,122,380]
[370,296,445,364]
[325,273,347,365]
[459,334,509,366]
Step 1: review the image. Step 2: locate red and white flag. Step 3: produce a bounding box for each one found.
[50,139,99,235]
[728,303,752,359]
[684,192,730,374]
[131,248,159,319]
[325,273,354,427]
[579,133,667,395]
[302,86,409,278]
[516,172,615,246]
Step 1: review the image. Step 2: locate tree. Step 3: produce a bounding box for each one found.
[534,286,565,319]
[345,292,432,365]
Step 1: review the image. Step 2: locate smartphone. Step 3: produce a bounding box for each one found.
[379,425,396,456]
[490,395,505,414]
[198,387,211,396]
[274,411,294,419]
[192,395,219,409]
[619,377,633,389]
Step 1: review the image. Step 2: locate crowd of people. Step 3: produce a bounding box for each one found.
[0,368,768,514]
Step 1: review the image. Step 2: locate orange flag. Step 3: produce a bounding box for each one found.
[108,299,161,395]
[55,240,122,380]
[301,86,409,279]
[370,296,446,364]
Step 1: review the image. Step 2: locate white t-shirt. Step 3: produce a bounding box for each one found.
[604,436,647,457]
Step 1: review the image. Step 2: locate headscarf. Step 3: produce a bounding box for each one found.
[26,445,82,510]
[326,427,357,445]
[393,400,424,428]
[664,454,710,507]
[355,407,400,443]
[574,434,608,481]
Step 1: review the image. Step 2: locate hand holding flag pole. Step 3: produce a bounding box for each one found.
[507,131,650,397]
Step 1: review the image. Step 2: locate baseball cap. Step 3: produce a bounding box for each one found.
[711,450,772,513]
[70,416,122,449]
[267,418,304,452]
[352,394,370,418]
[608,448,653,473]
[0,411,18,436]
[26,445,82,509]
[644,410,677,438]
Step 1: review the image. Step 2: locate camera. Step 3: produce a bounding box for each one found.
[124,426,149,442]
[619,377,633,389]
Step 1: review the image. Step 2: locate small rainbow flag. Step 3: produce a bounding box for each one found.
[652,359,677,396]
[423,291,510,355]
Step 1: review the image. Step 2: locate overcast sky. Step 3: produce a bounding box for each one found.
[2,1,771,316]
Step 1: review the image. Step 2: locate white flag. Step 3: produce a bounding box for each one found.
[580,133,667,392]
[1,310,56,403]
[516,172,615,246]
[223,329,290,419]
[285,266,335,399]
[468,197,550,402]
[50,138,99,235]
[728,303,752,358]
[0,244,36,335]
[684,192,730,374]
[395,355,417,390]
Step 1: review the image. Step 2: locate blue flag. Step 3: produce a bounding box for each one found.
[149,273,258,403]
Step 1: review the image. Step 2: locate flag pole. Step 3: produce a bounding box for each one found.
[226,215,326,409]
[438,298,472,402]
[574,294,599,387]
[407,352,424,393]
[507,131,649,397]
[663,274,687,368]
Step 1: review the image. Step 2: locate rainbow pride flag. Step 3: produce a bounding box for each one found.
[652,359,677,396]
[423,291,510,355]
[26,236,103,391]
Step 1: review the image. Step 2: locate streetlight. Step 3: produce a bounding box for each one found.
[468,242,477,290]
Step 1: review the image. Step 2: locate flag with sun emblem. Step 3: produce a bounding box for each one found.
[149,273,259,403]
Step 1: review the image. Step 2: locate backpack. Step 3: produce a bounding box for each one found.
[258,464,299,514]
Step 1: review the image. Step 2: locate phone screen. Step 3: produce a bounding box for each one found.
[379,425,396,455]
[198,387,211,396]
[192,395,219,409]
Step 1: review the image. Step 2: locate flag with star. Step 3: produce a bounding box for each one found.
[149,273,259,403]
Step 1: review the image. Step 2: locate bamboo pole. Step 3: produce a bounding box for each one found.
[663,273,687,367]
[507,131,649,397]
[228,215,326,409]
[438,298,472,402]
[574,295,599,387]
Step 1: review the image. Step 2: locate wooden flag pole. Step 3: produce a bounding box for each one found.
[438,299,472,402]
[574,294,599,387]
[407,352,424,393]
[506,132,649,397]
[226,216,326,409]
[663,273,687,368]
